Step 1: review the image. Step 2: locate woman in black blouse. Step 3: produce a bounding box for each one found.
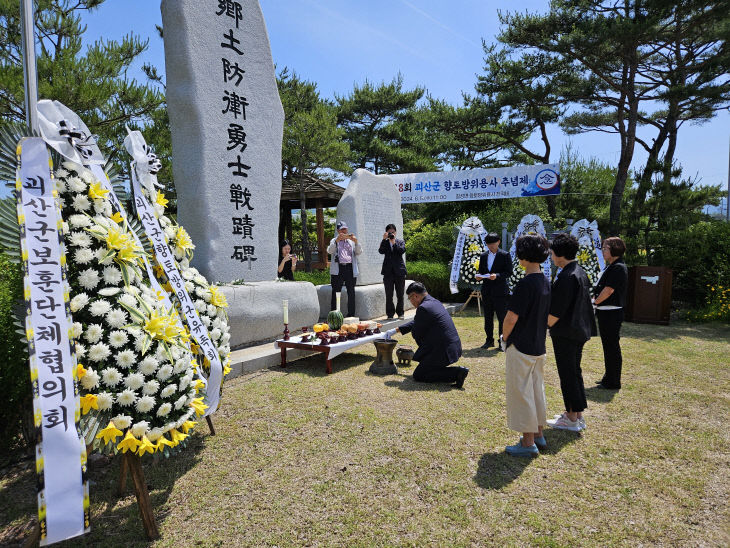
[546,234,596,432]
[277,240,297,281]
[594,236,628,390]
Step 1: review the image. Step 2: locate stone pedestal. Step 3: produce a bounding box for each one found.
[369,338,398,375]
[316,280,416,320]
[220,281,320,348]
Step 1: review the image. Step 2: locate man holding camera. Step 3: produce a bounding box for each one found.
[327,221,362,317]
[378,223,407,320]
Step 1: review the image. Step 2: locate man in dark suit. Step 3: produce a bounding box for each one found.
[477,233,513,350]
[378,223,407,319]
[386,282,468,388]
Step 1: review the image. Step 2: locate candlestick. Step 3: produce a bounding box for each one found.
[283,299,289,324]
[283,323,290,340]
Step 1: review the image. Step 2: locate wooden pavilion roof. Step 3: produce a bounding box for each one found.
[280,174,344,208]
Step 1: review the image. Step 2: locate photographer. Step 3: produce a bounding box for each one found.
[277,240,297,281]
[327,221,362,317]
[378,223,407,320]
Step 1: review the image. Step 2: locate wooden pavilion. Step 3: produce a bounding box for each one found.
[279,175,345,270]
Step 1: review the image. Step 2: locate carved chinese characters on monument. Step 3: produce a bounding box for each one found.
[162,0,284,282]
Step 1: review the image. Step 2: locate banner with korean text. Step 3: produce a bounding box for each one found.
[390,164,560,204]
[17,137,89,545]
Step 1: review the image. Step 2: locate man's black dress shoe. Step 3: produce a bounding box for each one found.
[454,367,469,389]
[597,382,620,390]
[480,340,494,349]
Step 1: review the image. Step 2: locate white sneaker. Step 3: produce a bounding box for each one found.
[577,417,586,430]
[547,414,582,432]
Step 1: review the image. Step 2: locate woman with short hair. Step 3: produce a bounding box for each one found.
[546,234,596,432]
[594,236,628,390]
[501,234,551,457]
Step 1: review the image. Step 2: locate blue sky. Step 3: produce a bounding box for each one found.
[63,0,730,201]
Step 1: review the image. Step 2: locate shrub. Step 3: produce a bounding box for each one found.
[407,260,467,302]
[293,269,331,286]
[648,221,730,309]
[0,252,30,449]
[686,284,730,322]
[403,219,457,263]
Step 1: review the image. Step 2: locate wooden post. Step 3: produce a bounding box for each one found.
[315,200,325,269]
[205,415,216,436]
[117,452,129,496]
[127,453,160,540]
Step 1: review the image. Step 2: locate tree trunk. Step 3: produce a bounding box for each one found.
[297,170,312,272]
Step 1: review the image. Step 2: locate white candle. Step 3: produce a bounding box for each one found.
[336,292,341,310]
[283,299,289,324]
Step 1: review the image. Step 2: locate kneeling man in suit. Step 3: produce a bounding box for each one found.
[386,282,469,388]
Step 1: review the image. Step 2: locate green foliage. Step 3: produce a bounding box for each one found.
[406,260,460,303]
[648,221,730,308]
[686,284,730,322]
[403,218,457,263]
[292,269,331,286]
[0,252,30,447]
[336,74,436,174]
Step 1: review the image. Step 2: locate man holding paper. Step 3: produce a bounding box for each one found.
[476,233,512,350]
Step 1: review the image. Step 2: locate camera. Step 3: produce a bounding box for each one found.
[388,233,395,240]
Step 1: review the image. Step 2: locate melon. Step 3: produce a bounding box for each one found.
[327,309,344,330]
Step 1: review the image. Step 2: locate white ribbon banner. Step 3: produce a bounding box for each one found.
[17,137,88,545]
[449,216,487,294]
[571,219,605,271]
[128,166,223,416]
[390,164,561,204]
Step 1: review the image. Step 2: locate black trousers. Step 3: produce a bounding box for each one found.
[383,274,406,318]
[412,354,462,383]
[331,263,356,317]
[481,291,508,343]
[551,335,587,413]
[596,308,624,389]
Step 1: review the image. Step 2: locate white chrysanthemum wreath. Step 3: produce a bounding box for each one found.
[56,161,207,456]
[459,237,485,289]
[144,185,232,382]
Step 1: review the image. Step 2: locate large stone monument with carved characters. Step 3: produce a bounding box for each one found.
[162,0,281,284]
[162,0,319,347]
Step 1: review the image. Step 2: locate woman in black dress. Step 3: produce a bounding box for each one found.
[594,236,628,390]
[277,240,297,281]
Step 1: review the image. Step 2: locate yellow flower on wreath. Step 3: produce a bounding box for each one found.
[96,421,123,445]
[154,190,169,210]
[473,259,480,271]
[468,242,481,253]
[577,249,592,263]
[117,431,141,453]
[87,181,109,201]
[209,286,228,309]
[174,226,195,256]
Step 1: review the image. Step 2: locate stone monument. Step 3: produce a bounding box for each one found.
[336,169,404,285]
[316,169,415,320]
[161,0,320,348]
[161,0,282,283]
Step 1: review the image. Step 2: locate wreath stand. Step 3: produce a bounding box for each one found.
[116,417,216,540]
[459,290,483,315]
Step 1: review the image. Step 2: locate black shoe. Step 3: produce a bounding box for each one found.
[597,382,620,390]
[386,316,394,319]
[480,340,494,349]
[454,367,469,389]
[595,378,606,385]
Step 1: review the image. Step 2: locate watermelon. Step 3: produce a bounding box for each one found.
[327,309,344,330]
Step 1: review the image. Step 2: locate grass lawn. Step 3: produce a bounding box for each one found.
[2,315,729,547]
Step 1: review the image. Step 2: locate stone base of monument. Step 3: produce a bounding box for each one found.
[316,280,416,321]
[220,281,320,349]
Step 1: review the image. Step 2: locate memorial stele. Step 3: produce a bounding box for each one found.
[161,0,283,283]
[336,169,405,286]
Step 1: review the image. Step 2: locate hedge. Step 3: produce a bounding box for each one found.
[0,252,30,449]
